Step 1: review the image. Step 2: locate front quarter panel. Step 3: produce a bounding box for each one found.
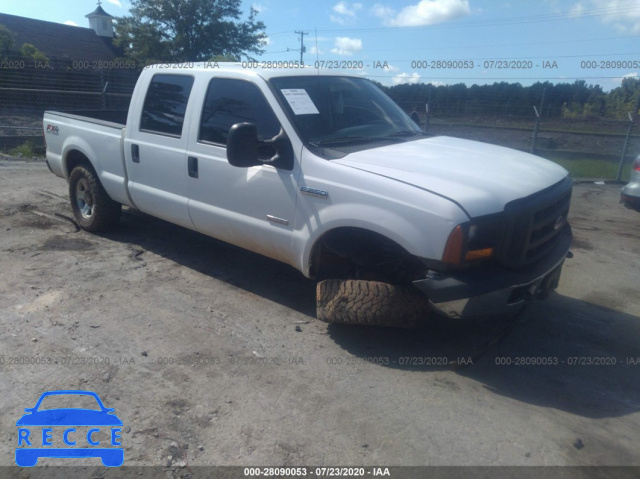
[293,147,469,276]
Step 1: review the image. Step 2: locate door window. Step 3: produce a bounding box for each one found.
[198,79,281,145]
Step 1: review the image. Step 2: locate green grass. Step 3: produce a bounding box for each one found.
[8,140,38,158]
[538,152,632,181]
[430,118,638,137]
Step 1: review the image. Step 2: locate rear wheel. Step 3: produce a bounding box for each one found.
[316,279,431,328]
[69,165,121,232]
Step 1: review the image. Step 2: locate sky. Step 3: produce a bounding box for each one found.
[1,0,639,90]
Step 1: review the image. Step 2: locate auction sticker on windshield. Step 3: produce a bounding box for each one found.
[281,89,319,115]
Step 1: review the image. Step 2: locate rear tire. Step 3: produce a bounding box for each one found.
[69,165,121,232]
[316,279,431,328]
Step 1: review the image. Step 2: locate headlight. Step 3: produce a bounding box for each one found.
[442,217,503,265]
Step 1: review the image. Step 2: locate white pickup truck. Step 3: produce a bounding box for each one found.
[43,64,573,327]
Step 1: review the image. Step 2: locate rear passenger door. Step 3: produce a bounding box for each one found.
[125,73,196,229]
[186,78,300,264]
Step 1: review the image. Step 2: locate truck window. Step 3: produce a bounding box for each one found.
[198,79,281,146]
[140,74,195,137]
[270,76,421,148]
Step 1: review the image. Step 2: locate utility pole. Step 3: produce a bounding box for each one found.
[531,87,546,154]
[616,95,640,181]
[295,30,308,63]
[539,87,546,115]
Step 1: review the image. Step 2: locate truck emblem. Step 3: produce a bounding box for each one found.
[46,125,59,135]
[553,215,564,230]
[300,186,328,199]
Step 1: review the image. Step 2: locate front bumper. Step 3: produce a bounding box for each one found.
[621,180,640,211]
[413,224,572,318]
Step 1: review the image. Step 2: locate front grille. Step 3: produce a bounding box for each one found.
[499,177,572,269]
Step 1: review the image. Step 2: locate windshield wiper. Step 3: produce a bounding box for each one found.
[385,130,425,137]
[311,131,425,147]
[313,136,393,146]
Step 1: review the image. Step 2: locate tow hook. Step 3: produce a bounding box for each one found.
[566,250,574,259]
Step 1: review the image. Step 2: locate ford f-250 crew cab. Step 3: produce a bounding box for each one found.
[44,64,573,327]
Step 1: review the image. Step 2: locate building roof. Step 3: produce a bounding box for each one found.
[85,6,115,19]
[0,13,120,62]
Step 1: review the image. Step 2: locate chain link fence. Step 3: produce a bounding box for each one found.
[0,54,139,156]
[1,60,638,180]
[397,100,639,181]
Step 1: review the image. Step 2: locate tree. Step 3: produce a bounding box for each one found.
[606,77,640,119]
[0,24,15,58]
[114,0,266,63]
[209,53,240,62]
[20,43,49,62]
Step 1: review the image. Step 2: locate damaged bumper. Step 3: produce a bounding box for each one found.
[413,225,572,318]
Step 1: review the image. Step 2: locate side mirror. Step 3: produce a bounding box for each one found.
[227,123,261,168]
[261,128,294,170]
[227,123,294,170]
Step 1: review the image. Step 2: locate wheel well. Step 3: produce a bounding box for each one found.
[310,227,427,284]
[65,150,92,177]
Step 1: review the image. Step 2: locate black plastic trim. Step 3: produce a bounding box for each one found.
[413,223,572,303]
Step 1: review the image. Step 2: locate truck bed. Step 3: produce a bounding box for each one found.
[44,110,128,129]
[44,109,132,207]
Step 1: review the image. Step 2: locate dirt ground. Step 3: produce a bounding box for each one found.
[1,157,640,478]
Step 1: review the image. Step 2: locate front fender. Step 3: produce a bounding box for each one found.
[290,147,471,277]
[294,199,466,277]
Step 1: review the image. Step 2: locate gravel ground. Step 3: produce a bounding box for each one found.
[0,157,639,478]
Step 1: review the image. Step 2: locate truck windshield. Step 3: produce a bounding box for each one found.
[270,76,423,148]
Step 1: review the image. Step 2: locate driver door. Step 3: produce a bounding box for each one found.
[186,77,300,264]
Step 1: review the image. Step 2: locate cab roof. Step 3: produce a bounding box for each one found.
[142,62,362,81]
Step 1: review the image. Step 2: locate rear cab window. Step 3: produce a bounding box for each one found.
[140,74,195,138]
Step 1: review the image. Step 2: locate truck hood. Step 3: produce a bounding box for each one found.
[333,136,569,218]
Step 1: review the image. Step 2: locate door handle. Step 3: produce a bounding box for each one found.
[131,144,140,163]
[188,156,198,178]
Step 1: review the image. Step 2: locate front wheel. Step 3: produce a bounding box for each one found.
[69,165,121,232]
[316,279,431,328]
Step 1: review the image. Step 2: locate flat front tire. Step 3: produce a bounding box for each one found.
[316,279,431,328]
[69,165,121,232]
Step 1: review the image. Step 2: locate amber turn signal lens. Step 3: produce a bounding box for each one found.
[442,225,465,265]
[465,247,494,261]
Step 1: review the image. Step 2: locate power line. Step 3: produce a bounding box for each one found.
[290,2,640,34]
[290,30,308,63]
[363,51,640,63]
[258,50,640,63]
[264,33,640,56]
[266,2,640,35]
[360,75,639,81]
[362,34,640,54]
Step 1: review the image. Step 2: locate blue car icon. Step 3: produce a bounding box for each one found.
[16,390,123,467]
